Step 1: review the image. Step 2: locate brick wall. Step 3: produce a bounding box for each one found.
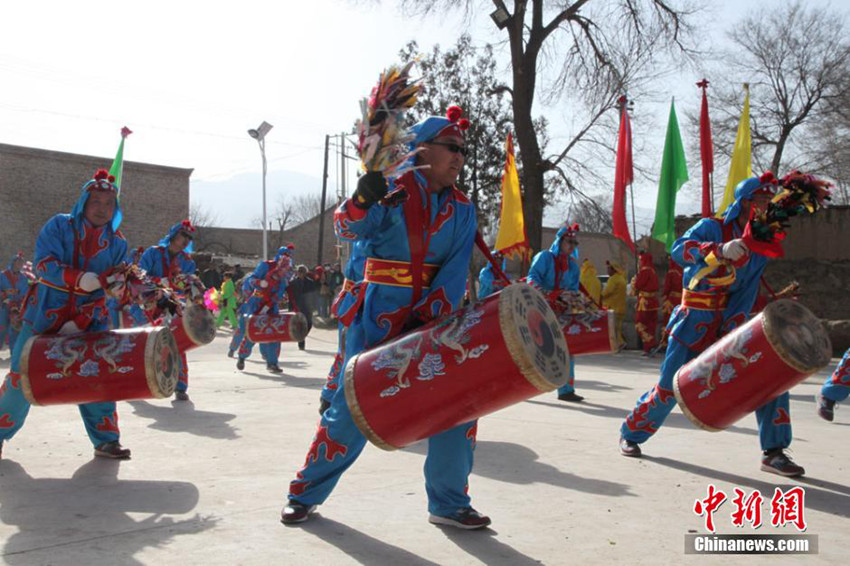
[0,143,192,262]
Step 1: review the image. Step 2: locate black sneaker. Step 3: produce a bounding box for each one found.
[94,441,131,460]
[175,391,190,401]
[267,364,283,374]
[227,350,235,359]
[761,449,805,477]
[619,436,642,458]
[281,501,316,524]
[236,358,245,370]
[816,395,835,422]
[428,507,491,530]
[558,392,584,403]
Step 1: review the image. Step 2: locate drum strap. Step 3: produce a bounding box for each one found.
[473,232,510,286]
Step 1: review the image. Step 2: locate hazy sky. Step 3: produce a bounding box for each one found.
[2,0,846,232]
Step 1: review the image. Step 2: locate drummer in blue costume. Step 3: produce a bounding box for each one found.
[527,223,584,402]
[477,250,506,299]
[234,245,293,374]
[0,169,131,460]
[282,106,490,530]
[138,220,198,401]
[619,173,804,477]
[0,252,31,352]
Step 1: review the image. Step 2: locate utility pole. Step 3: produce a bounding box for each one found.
[340,132,347,200]
[317,134,330,266]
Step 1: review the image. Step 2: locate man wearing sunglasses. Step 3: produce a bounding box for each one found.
[283,106,490,530]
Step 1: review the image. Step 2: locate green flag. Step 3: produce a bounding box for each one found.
[651,101,689,251]
[108,126,132,190]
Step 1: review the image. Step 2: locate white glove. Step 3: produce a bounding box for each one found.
[259,280,269,289]
[719,239,748,261]
[79,272,101,292]
[59,320,82,334]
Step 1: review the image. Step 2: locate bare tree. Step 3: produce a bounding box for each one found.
[289,193,331,226]
[189,202,219,227]
[708,2,850,176]
[559,192,614,233]
[400,0,699,252]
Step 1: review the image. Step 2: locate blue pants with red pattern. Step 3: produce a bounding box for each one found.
[557,358,576,396]
[289,374,477,516]
[620,334,791,452]
[821,348,850,403]
[235,312,280,365]
[0,324,121,448]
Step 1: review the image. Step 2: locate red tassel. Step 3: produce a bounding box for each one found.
[446,105,463,122]
[458,118,470,131]
[94,168,110,181]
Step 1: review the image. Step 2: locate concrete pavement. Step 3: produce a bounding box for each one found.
[0,326,846,565]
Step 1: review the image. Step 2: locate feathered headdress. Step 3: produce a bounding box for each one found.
[355,61,421,179]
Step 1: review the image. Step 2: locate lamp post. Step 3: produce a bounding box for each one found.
[248,121,273,260]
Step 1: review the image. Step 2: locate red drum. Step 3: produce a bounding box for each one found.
[168,304,217,352]
[245,312,308,343]
[552,291,618,356]
[674,300,832,431]
[19,327,180,406]
[345,284,570,450]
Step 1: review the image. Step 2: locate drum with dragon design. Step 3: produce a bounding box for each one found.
[245,312,309,343]
[19,327,180,405]
[674,299,832,431]
[344,283,570,450]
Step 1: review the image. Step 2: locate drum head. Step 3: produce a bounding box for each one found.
[183,304,217,346]
[763,300,832,374]
[499,284,570,391]
[289,312,309,342]
[146,328,180,398]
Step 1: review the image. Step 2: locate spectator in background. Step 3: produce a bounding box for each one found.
[287,265,318,350]
[317,265,331,318]
[233,264,245,282]
[201,264,222,291]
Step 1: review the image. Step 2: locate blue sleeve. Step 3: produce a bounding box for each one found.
[478,267,493,299]
[139,248,159,274]
[527,251,553,291]
[672,218,722,268]
[333,199,389,242]
[34,216,86,292]
[245,262,270,292]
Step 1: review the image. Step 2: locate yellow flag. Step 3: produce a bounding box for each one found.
[494,133,530,259]
[716,85,752,216]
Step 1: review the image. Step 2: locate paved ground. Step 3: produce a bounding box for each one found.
[0,326,846,565]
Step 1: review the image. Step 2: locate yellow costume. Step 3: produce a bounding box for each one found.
[602,261,627,347]
[579,259,602,305]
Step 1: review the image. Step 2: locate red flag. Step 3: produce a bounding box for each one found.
[698,79,714,218]
[613,100,635,252]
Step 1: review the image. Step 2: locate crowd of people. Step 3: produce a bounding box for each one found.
[0,100,846,538]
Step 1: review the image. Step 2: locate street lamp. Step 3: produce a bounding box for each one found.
[248,121,273,260]
[490,0,511,29]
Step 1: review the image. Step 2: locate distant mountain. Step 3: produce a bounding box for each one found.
[191,169,326,229]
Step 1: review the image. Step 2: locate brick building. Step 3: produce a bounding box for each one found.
[0,143,192,261]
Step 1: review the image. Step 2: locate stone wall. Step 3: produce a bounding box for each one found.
[0,143,192,261]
